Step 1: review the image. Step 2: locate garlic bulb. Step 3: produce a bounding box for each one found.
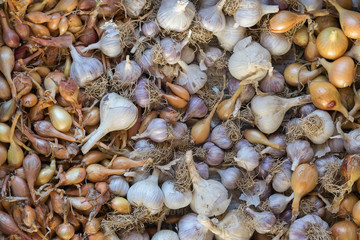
[160,36,189,64]
[251,94,311,134]
[178,213,214,240]
[185,151,231,217]
[138,49,162,78]
[214,17,246,51]
[82,21,122,57]
[210,125,232,149]
[157,0,196,32]
[132,118,168,143]
[127,169,164,214]
[217,167,241,190]
[197,209,254,240]
[343,128,360,154]
[161,180,192,209]
[142,22,160,38]
[69,45,104,87]
[175,61,207,94]
[314,154,341,178]
[152,230,179,240]
[258,156,274,179]
[272,161,291,192]
[269,193,294,214]
[288,215,329,240]
[234,143,260,171]
[113,55,142,86]
[124,0,146,17]
[246,208,276,234]
[81,93,138,154]
[121,231,150,240]
[300,110,335,144]
[198,47,223,71]
[108,176,129,197]
[234,0,279,28]
[260,32,291,56]
[286,140,314,171]
[182,96,208,121]
[197,0,226,32]
[202,142,225,166]
[134,77,151,108]
[229,36,272,82]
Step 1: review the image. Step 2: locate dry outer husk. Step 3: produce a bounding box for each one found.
[300,114,324,138]
[306,223,331,240]
[84,75,109,100]
[101,206,170,233]
[174,157,192,193]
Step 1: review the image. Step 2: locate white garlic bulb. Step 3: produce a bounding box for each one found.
[288,214,329,240]
[260,32,291,56]
[152,230,179,240]
[108,176,129,197]
[82,21,122,57]
[175,61,207,94]
[113,55,142,86]
[178,213,214,240]
[234,144,260,171]
[161,180,192,209]
[197,0,226,32]
[240,179,270,207]
[185,151,231,217]
[157,0,196,32]
[245,208,276,234]
[234,0,279,28]
[69,45,104,87]
[127,169,164,214]
[121,231,150,240]
[142,22,160,38]
[229,36,272,82]
[300,110,335,144]
[81,93,138,154]
[214,17,246,51]
[124,0,146,17]
[197,210,254,240]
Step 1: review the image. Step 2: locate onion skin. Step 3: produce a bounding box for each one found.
[0,211,31,240]
[318,57,355,89]
[291,164,318,220]
[331,220,358,240]
[316,27,348,60]
[338,193,358,218]
[269,11,309,33]
[341,154,360,192]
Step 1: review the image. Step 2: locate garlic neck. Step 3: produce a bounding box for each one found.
[184,151,203,186]
[197,215,223,236]
[285,95,312,109]
[178,60,189,72]
[216,0,226,10]
[175,0,189,12]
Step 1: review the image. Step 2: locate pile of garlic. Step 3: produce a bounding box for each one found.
[3,0,360,239]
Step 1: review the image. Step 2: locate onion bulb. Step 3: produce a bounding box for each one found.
[309,81,353,122]
[269,11,309,33]
[316,27,348,60]
[328,0,360,39]
[291,163,318,220]
[331,220,358,240]
[317,57,355,89]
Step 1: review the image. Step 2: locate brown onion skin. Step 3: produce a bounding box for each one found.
[0,211,31,240]
[0,9,20,48]
[338,193,359,218]
[331,220,358,240]
[21,93,38,108]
